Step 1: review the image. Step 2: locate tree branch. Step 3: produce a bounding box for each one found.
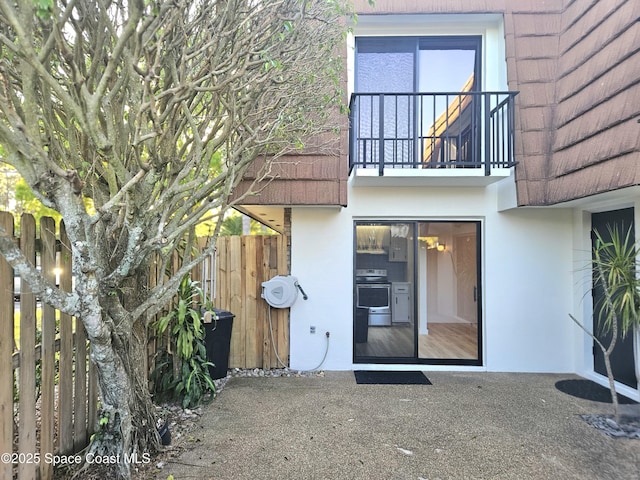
[0,224,80,315]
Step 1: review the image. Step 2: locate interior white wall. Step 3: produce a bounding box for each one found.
[435,230,456,320]
[418,244,428,334]
[289,183,575,373]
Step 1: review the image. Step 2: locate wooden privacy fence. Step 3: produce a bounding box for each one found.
[0,211,290,480]
[0,212,97,480]
[203,234,290,370]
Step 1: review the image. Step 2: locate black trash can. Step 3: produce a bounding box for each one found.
[355,307,369,343]
[203,308,235,380]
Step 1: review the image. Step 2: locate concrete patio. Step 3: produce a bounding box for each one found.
[154,371,640,480]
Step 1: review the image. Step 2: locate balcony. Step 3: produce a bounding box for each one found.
[348,91,518,187]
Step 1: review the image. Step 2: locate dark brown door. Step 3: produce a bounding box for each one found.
[591,208,637,388]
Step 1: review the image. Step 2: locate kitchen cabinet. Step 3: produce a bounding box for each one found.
[389,236,408,262]
[392,282,411,324]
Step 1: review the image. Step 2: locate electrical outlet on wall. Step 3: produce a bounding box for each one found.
[310,326,316,334]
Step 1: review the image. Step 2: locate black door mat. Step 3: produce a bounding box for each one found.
[555,379,638,404]
[354,370,432,385]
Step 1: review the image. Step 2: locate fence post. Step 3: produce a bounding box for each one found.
[242,236,259,368]
[229,236,244,366]
[74,322,89,451]
[0,212,14,480]
[40,216,57,480]
[18,214,37,480]
[276,235,289,367]
[58,222,74,454]
[260,237,272,369]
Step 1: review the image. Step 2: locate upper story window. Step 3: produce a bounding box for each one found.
[347,14,508,94]
[347,15,516,176]
[355,36,482,96]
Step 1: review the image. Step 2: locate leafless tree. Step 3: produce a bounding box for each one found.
[0,0,349,477]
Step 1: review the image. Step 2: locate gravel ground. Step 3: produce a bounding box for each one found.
[132,368,323,480]
[147,371,640,480]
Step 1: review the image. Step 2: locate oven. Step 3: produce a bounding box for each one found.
[356,269,391,326]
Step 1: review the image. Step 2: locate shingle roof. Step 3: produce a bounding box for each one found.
[234,0,639,208]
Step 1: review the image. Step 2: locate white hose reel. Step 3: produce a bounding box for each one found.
[262,275,325,371]
[261,275,307,308]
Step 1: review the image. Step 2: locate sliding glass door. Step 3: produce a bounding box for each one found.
[416,222,480,363]
[353,221,482,365]
[354,36,482,168]
[354,221,416,360]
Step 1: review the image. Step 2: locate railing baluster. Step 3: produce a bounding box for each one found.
[379,94,384,176]
[370,95,375,167]
[492,95,497,167]
[471,94,476,167]
[449,94,454,166]
[413,95,419,167]
[474,93,479,167]
[348,96,355,173]
[508,95,515,166]
[393,95,396,166]
[415,95,419,166]
[500,97,504,166]
[484,93,491,176]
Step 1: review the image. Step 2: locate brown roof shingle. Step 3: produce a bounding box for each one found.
[235,0,639,208]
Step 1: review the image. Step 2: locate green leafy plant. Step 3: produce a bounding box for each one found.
[570,225,640,424]
[152,275,216,408]
[592,227,639,336]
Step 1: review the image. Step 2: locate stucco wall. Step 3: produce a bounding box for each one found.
[288,180,575,372]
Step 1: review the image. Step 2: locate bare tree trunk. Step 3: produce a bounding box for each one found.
[602,349,620,424]
[80,342,157,479]
[568,314,620,423]
[75,268,160,479]
[635,328,640,388]
[603,318,621,424]
[79,311,134,479]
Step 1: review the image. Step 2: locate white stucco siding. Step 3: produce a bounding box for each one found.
[288,182,576,373]
[483,208,574,372]
[571,209,595,380]
[288,208,355,371]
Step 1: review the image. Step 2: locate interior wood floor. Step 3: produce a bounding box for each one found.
[355,322,478,360]
[355,324,414,358]
[419,323,478,359]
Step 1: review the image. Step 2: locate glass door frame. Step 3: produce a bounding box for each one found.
[353,219,483,366]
